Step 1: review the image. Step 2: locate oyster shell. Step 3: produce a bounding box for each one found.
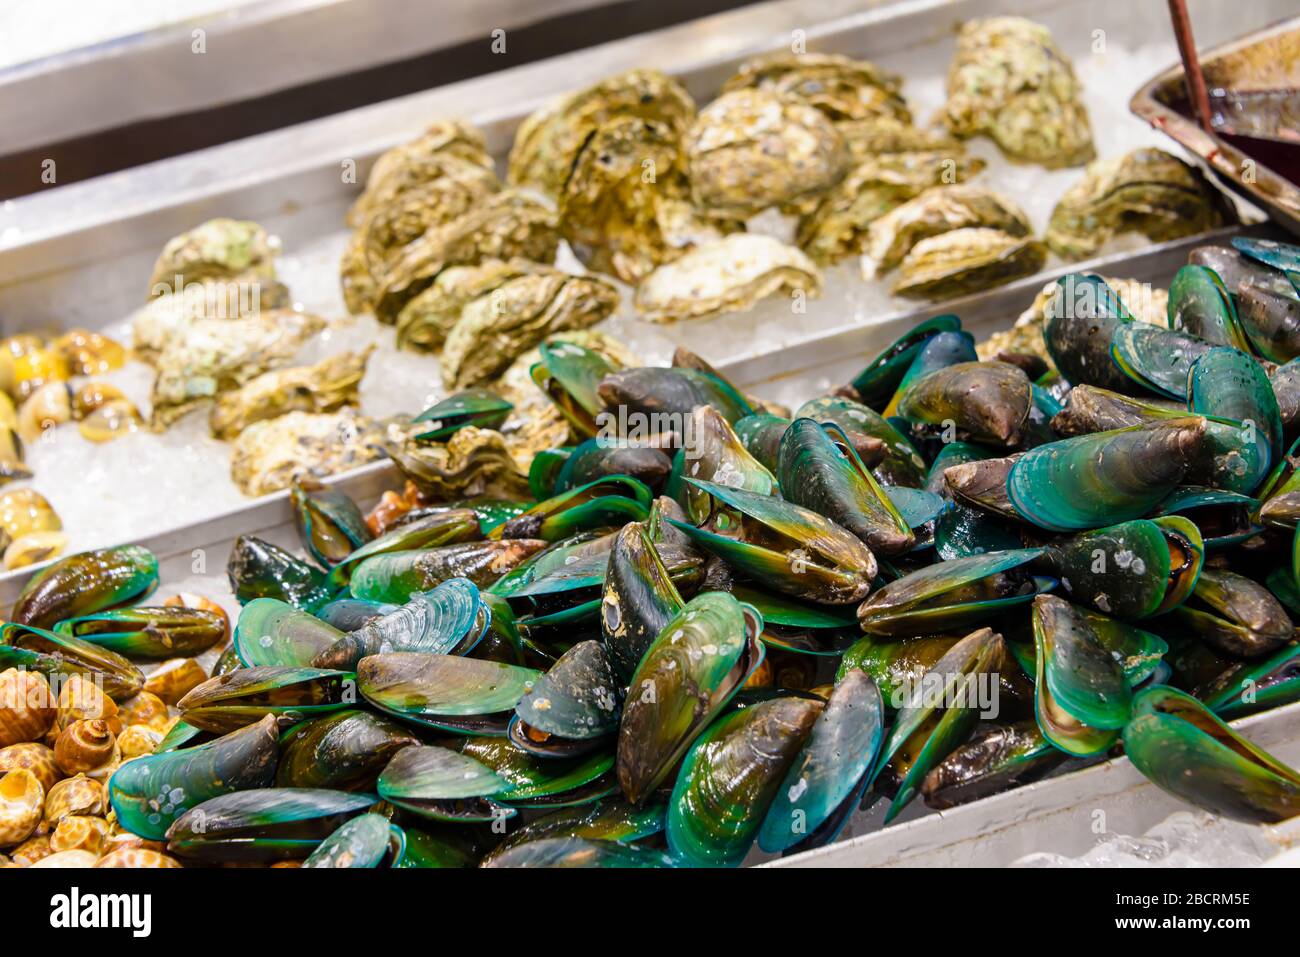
[131,279,292,364]
[147,219,278,298]
[721,52,909,123]
[863,184,1032,278]
[396,259,547,353]
[209,347,374,440]
[796,151,986,265]
[634,233,821,323]
[372,190,560,325]
[943,16,1095,168]
[149,310,326,429]
[891,227,1046,299]
[1046,148,1238,259]
[230,410,385,497]
[440,269,621,389]
[686,88,849,219]
[839,117,963,162]
[387,425,531,501]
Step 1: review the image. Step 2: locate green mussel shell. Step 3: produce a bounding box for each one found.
[233,598,345,667]
[178,666,355,734]
[377,744,512,823]
[54,607,226,661]
[0,621,144,702]
[11,544,158,629]
[358,653,539,735]
[302,814,406,868]
[275,709,419,790]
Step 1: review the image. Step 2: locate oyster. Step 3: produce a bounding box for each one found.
[209,347,373,440]
[634,233,822,324]
[943,16,1095,168]
[863,184,1032,278]
[372,190,561,325]
[797,151,986,265]
[386,426,532,501]
[892,227,1047,299]
[396,259,548,353]
[440,269,621,390]
[720,52,909,124]
[1046,148,1238,259]
[686,88,849,219]
[148,310,326,429]
[131,278,292,364]
[838,116,963,162]
[147,218,278,298]
[229,410,385,496]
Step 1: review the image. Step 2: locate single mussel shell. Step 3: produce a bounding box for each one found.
[896,360,1032,447]
[291,481,371,568]
[1040,517,1204,619]
[531,340,621,439]
[856,548,1049,636]
[302,813,407,868]
[329,508,484,586]
[733,413,792,474]
[11,544,158,629]
[757,670,883,854]
[596,366,753,430]
[233,598,345,667]
[795,395,926,487]
[482,835,675,868]
[1238,285,1300,363]
[0,622,144,701]
[1031,594,1132,757]
[316,597,400,631]
[510,640,620,758]
[108,714,279,840]
[1152,486,1260,549]
[669,479,878,604]
[1043,273,1137,393]
[778,418,913,556]
[1231,236,1300,289]
[311,577,489,670]
[1109,322,1214,400]
[357,653,539,735]
[734,585,859,657]
[1190,243,1297,301]
[491,476,652,542]
[602,523,686,684]
[1161,567,1293,659]
[1123,684,1300,824]
[460,736,616,808]
[667,405,777,523]
[1189,346,1282,478]
[479,798,666,865]
[349,540,548,603]
[54,606,226,660]
[881,329,978,418]
[411,389,513,442]
[616,591,765,804]
[166,788,379,863]
[276,709,419,790]
[919,720,1063,809]
[549,439,672,496]
[1167,264,1251,351]
[377,744,513,823]
[1006,419,1206,531]
[178,666,355,734]
[846,314,962,408]
[227,536,333,613]
[1199,644,1300,720]
[668,695,822,867]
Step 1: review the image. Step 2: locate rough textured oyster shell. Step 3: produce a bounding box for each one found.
[721,52,909,123]
[943,16,1095,168]
[1045,148,1238,259]
[230,410,384,496]
[396,258,548,353]
[440,270,621,389]
[508,69,696,198]
[131,278,291,364]
[839,117,963,161]
[863,184,1031,278]
[634,233,822,323]
[891,227,1046,299]
[796,151,986,264]
[209,347,373,440]
[687,88,849,219]
[387,425,531,501]
[147,219,278,298]
[149,310,326,429]
[373,190,560,325]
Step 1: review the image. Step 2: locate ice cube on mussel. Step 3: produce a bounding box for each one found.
[616,591,765,804]
[109,714,279,840]
[302,813,406,868]
[0,622,144,702]
[10,544,158,630]
[357,653,539,736]
[290,480,372,568]
[1123,685,1300,824]
[377,744,512,823]
[54,606,227,660]
[178,666,355,734]
[276,709,419,790]
[510,641,620,758]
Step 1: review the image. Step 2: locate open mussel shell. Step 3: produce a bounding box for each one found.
[311,577,488,670]
[227,536,333,613]
[291,481,371,568]
[11,544,158,629]
[1043,274,1137,393]
[669,479,877,604]
[481,835,675,868]
[511,641,620,758]
[551,439,672,496]
[1123,685,1300,824]
[54,607,227,660]
[920,720,1063,809]
[795,395,927,487]
[1042,518,1203,619]
[778,418,913,556]
[1110,323,1214,400]
[1168,264,1250,351]
[668,695,822,868]
[1153,487,1259,549]
[531,340,620,439]
[377,744,512,823]
[668,405,776,523]
[596,366,753,429]
[177,666,355,734]
[616,591,765,804]
[479,798,666,865]
[856,548,1048,636]
[1162,567,1293,659]
[303,813,407,868]
[1200,644,1300,720]
[896,360,1032,447]
[847,314,962,408]
[276,709,419,790]
[108,714,279,840]
[460,736,615,808]
[758,670,883,854]
[1189,346,1282,479]
[357,653,539,735]
[1031,594,1131,757]
[0,622,144,702]
[329,509,484,587]
[349,540,548,603]
[166,787,379,863]
[1006,419,1206,531]
[233,599,346,667]
[601,522,686,684]
[411,389,513,442]
[491,476,652,542]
